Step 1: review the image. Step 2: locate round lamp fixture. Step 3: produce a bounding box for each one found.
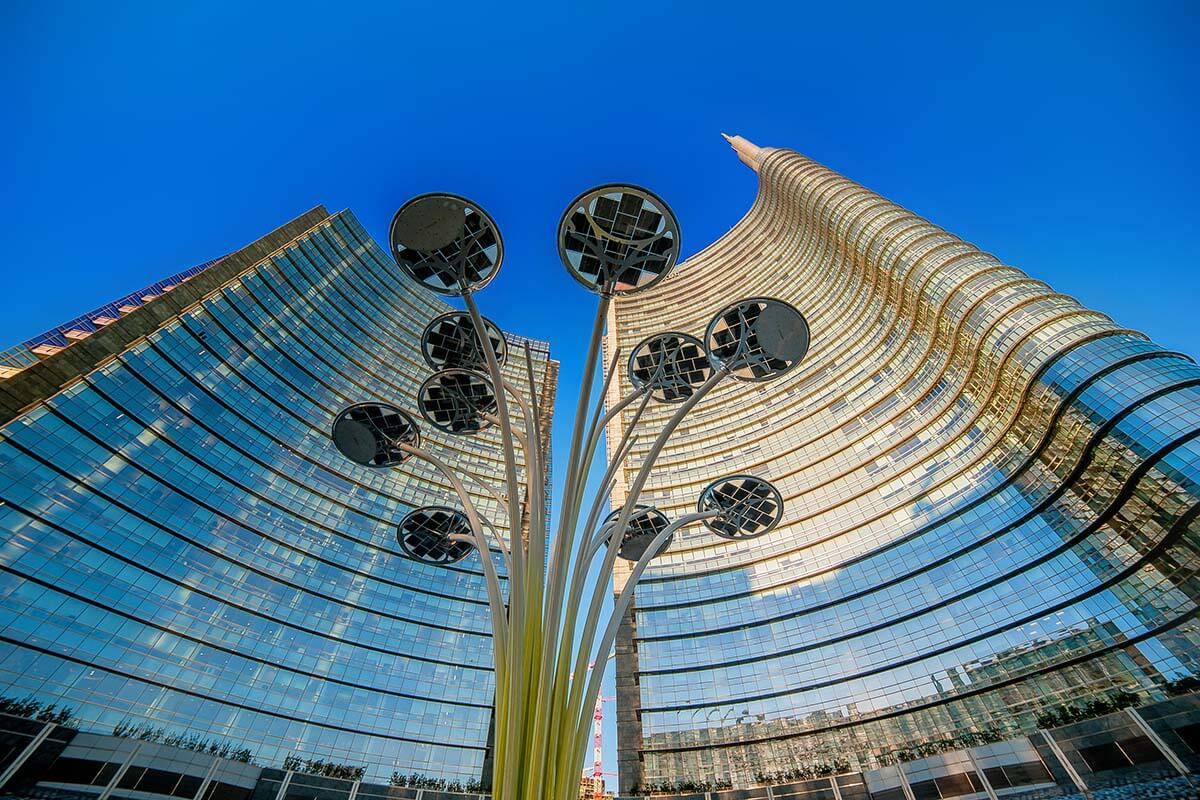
[417,369,498,435]
[389,194,503,295]
[697,474,784,540]
[397,506,475,565]
[558,184,680,296]
[604,505,674,562]
[331,402,420,468]
[705,297,810,382]
[628,331,713,403]
[421,311,507,371]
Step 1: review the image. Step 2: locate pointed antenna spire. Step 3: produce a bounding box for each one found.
[721,133,763,172]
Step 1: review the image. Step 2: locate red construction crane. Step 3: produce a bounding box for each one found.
[588,691,616,799]
[574,653,615,800]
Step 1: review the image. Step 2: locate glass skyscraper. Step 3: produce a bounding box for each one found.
[604,137,1200,790]
[0,206,554,784]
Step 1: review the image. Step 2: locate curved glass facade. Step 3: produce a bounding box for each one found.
[604,143,1200,789]
[0,209,555,784]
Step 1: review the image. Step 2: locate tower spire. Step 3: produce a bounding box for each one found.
[721,133,763,172]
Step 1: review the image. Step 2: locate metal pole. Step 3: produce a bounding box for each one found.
[573,391,652,568]
[399,444,509,646]
[565,370,724,702]
[964,748,999,800]
[544,391,652,800]
[272,770,294,800]
[535,347,628,800]
[555,371,726,800]
[462,290,527,800]
[569,512,722,785]
[192,755,223,800]
[1039,730,1092,799]
[1125,707,1194,781]
[97,742,143,800]
[0,720,56,790]
[545,295,612,598]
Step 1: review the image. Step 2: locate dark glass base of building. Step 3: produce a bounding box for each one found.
[1,693,1198,800]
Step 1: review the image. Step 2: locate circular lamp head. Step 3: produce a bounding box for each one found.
[389,194,502,296]
[331,402,420,468]
[421,311,507,372]
[705,298,810,382]
[628,331,713,403]
[697,474,784,540]
[397,506,475,565]
[558,184,680,296]
[417,369,498,435]
[603,505,673,562]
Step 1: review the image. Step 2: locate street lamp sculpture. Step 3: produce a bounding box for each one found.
[329,188,810,800]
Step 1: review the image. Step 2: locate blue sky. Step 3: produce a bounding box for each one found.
[4,0,1198,787]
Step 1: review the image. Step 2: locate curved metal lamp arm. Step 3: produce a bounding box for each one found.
[462,291,526,576]
[544,298,613,612]
[542,347,629,647]
[592,381,651,441]
[520,342,548,576]
[574,388,651,567]
[584,520,618,561]
[553,383,649,638]
[614,368,726,529]
[480,517,513,577]
[461,293,534,800]
[541,380,650,795]
[574,393,649,570]
[398,443,509,650]
[498,380,535,436]
[568,510,721,780]
[559,368,725,741]
[483,412,527,450]
[410,439,511,513]
[486,387,540,589]
[436,519,513,579]
[543,338,621,635]
[528,305,617,800]
[552,370,726,799]
[482,389,539,585]
[485,377,542,513]
[460,471,511,520]
[398,435,514,574]
[561,296,613,507]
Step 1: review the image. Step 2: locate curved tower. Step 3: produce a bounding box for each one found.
[0,208,555,784]
[605,138,1200,789]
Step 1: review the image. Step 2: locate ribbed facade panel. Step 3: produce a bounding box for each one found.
[605,147,1200,789]
[0,210,555,783]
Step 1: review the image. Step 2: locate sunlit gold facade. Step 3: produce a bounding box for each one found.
[604,140,1200,790]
